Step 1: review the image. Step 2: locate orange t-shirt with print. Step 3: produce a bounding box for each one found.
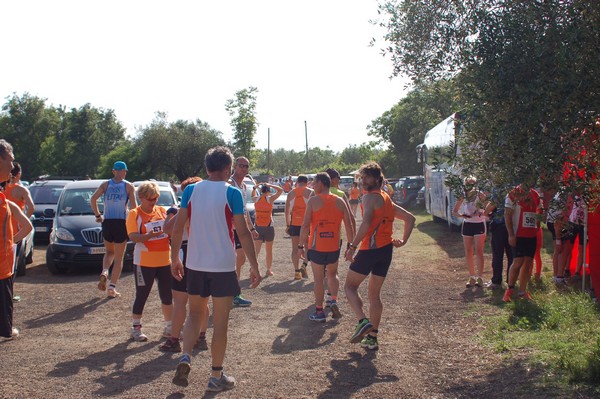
[254,195,273,227]
[290,186,308,226]
[0,193,15,279]
[126,206,170,267]
[360,190,394,250]
[308,194,343,252]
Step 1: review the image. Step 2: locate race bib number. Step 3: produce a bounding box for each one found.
[522,212,537,228]
[145,220,167,241]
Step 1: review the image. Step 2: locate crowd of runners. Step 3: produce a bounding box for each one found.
[3,135,595,392]
[0,141,414,392]
[452,175,591,303]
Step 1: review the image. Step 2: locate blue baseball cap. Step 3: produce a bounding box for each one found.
[113,161,128,171]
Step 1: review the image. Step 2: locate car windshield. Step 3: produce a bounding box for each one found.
[29,185,64,205]
[59,189,101,216]
[135,190,176,207]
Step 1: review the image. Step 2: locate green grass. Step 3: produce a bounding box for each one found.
[483,285,600,389]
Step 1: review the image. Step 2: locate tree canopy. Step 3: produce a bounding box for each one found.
[225,87,259,161]
[376,0,600,203]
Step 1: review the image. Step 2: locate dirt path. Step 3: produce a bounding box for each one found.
[0,212,580,398]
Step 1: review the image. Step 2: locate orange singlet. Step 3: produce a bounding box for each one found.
[308,194,343,252]
[349,187,360,201]
[254,195,273,227]
[0,192,15,279]
[4,184,25,234]
[360,190,394,250]
[290,186,308,226]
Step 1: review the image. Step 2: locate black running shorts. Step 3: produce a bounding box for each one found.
[512,237,537,258]
[288,225,301,237]
[307,249,341,266]
[254,225,275,242]
[102,219,128,243]
[186,269,241,298]
[349,243,393,277]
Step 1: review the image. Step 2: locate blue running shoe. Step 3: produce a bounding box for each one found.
[206,372,236,392]
[172,360,191,387]
[309,310,326,322]
[233,295,252,307]
[330,300,342,319]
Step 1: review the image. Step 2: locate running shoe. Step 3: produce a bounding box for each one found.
[360,335,379,350]
[163,325,172,338]
[206,372,236,392]
[98,272,108,291]
[172,360,191,387]
[502,288,514,303]
[3,327,19,340]
[300,262,309,279]
[294,270,302,280]
[485,281,501,290]
[107,288,121,298]
[324,293,333,308]
[309,310,326,322]
[159,337,182,352]
[466,277,476,288]
[265,270,274,277]
[350,319,373,343]
[475,277,484,287]
[330,301,342,319]
[130,326,148,342]
[195,337,208,351]
[519,291,533,300]
[233,295,252,307]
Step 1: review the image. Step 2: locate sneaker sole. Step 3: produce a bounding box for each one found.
[310,317,326,323]
[159,343,182,352]
[361,342,379,350]
[350,323,373,343]
[107,291,121,299]
[98,274,108,291]
[172,362,191,387]
[330,304,342,319]
[206,382,235,392]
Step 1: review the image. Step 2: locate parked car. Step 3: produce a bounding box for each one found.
[271,189,287,213]
[338,176,355,193]
[134,183,179,211]
[415,186,426,207]
[14,228,34,277]
[46,180,134,274]
[28,180,73,242]
[392,176,425,207]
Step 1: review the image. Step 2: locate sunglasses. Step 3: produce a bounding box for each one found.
[144,196,159,202]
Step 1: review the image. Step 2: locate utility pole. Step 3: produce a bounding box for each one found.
[267,127,271,174]
[304,120,308,169]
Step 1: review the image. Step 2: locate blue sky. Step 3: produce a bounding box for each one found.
[0,0,409,152]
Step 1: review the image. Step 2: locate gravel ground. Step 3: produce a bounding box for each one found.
[1,212,592,398]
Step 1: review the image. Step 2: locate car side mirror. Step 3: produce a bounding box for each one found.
[44,208,55,218]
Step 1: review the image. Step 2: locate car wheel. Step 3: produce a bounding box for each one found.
[46,247,68,274]
[25,246,34,264]
[16,251,27,276]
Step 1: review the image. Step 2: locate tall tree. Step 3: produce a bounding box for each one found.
[376,0,600,200]
[368,79,460,177]
[225,87,259,160]
[137,113,225,181]
[0,93,59,179]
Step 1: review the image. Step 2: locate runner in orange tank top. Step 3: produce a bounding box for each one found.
[285,175,314,280]
[299,173,353,322]
[344,162,415,350]
[0,141,33,339]
[349,182,361,217]
[5,162,34,234]
[251,183,283,276]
